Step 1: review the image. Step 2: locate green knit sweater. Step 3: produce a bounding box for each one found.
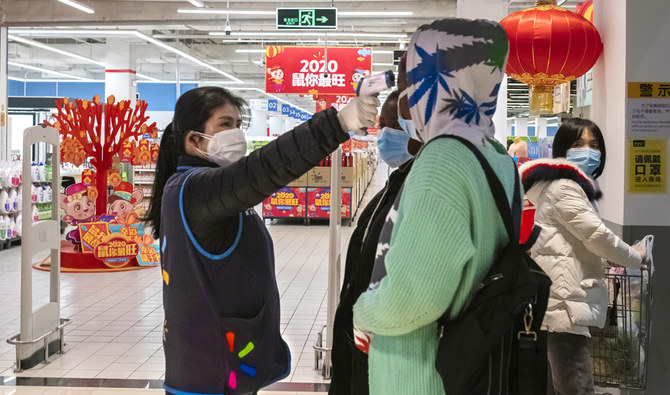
[353,137,518,395]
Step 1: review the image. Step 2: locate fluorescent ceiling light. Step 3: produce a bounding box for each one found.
[222,39,407,45]
[8,61,94,81]
[57,0,94,14]
[9,29,244,84]
[178,9,275,15]
[374,50,394,54]
[10,29,133,36]
[134,31,244,84]
[339,11,413,16]
[8,35,106,67]
[136,73,161,82]
[26,78,104,82]
[186,0,205,7]
[212,32,406,39]
[372,62,394,66]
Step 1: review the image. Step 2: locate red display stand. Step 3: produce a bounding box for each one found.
[32,241,158,273]
[44,95,160,273]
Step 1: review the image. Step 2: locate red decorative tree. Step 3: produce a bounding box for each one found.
[47,95,158,215]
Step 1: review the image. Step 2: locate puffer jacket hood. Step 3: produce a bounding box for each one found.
[519,158,602,201]
[405,18,509,146]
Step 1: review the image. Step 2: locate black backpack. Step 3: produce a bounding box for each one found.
[433,135,551,395]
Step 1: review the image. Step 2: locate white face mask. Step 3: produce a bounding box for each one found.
[193,128,247,167]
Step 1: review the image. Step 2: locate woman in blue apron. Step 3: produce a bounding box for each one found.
[144,86,378,395]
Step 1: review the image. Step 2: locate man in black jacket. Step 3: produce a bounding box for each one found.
[329,57,421,395]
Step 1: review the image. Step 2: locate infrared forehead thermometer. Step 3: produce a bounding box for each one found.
[356,70,396,97]
[353,70,395,136]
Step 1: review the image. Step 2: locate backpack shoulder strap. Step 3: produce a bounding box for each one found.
[427,135,520,243]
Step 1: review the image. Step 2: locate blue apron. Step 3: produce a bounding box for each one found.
[161,167,290,395]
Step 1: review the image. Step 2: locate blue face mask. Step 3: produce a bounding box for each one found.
[397,115,418,141]
[378,127,413,167]
[566,147,601,177]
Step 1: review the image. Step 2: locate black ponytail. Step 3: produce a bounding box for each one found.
[145,123,182,238]
[143,86,247,238]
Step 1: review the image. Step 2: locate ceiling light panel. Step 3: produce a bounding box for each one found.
[186,0,205,7]
[211,32,407,39]
[57,0,94,14]
[8,61,93,81]
[8,35,106,67]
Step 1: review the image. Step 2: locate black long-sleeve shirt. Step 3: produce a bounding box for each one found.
[179,107,348,254]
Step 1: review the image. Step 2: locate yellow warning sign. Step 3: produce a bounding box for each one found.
[628,82,670,98]
[629,139,667,193]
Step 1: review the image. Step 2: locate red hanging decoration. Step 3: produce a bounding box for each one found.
[500,0,602,115]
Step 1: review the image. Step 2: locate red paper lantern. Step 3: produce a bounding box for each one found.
[500,0,602,115]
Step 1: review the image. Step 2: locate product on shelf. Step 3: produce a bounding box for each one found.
[31,205,39,224]
[0,190,9,214]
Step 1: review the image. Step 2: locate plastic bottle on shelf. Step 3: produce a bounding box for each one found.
[32,205,39,223]
[10,163,20,187]
[9,217,16,239]
[2,215,10,240]
[0,164,9,188]
[16,186,22,209]
[38,162,46,182]
[46,186,52,203]
[31,185,38,203]
[8,189,17,212]
[31,162,39,183]
[16,213,22,237]
[0,190,9,214]
[0,217,6,240]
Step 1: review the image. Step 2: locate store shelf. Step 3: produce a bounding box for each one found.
[134,181,154,185]
[135,168,155,172]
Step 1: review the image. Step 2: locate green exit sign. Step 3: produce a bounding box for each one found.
[276,8,337,30]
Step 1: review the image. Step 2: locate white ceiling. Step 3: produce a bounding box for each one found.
[3,0,585,115]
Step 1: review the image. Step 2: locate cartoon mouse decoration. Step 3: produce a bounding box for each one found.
[267,65,286,92]
[107,181,143,224]
[60,183,96,250]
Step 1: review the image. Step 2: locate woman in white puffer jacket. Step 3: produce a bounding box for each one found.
[519,118,647,395]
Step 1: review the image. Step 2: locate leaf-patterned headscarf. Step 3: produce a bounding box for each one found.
[406,18,509,145]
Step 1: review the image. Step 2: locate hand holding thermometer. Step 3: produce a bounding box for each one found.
[347,70,396,135]
[337,71,394,136]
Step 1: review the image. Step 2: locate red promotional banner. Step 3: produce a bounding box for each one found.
[265,46,372,95]
[262,187,306,218]
[307,187,352,219]
[315,94,354,113]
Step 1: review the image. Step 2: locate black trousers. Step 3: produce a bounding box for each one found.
[546,332,596,395]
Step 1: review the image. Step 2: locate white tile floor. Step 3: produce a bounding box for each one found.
[0,162,391,393]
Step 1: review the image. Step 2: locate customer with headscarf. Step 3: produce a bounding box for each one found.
[329,72,421,394]
[353,18,517,394]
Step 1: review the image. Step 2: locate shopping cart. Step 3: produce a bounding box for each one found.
[590,263,654,390]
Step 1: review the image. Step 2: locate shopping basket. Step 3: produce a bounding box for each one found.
[590,263,654,389]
